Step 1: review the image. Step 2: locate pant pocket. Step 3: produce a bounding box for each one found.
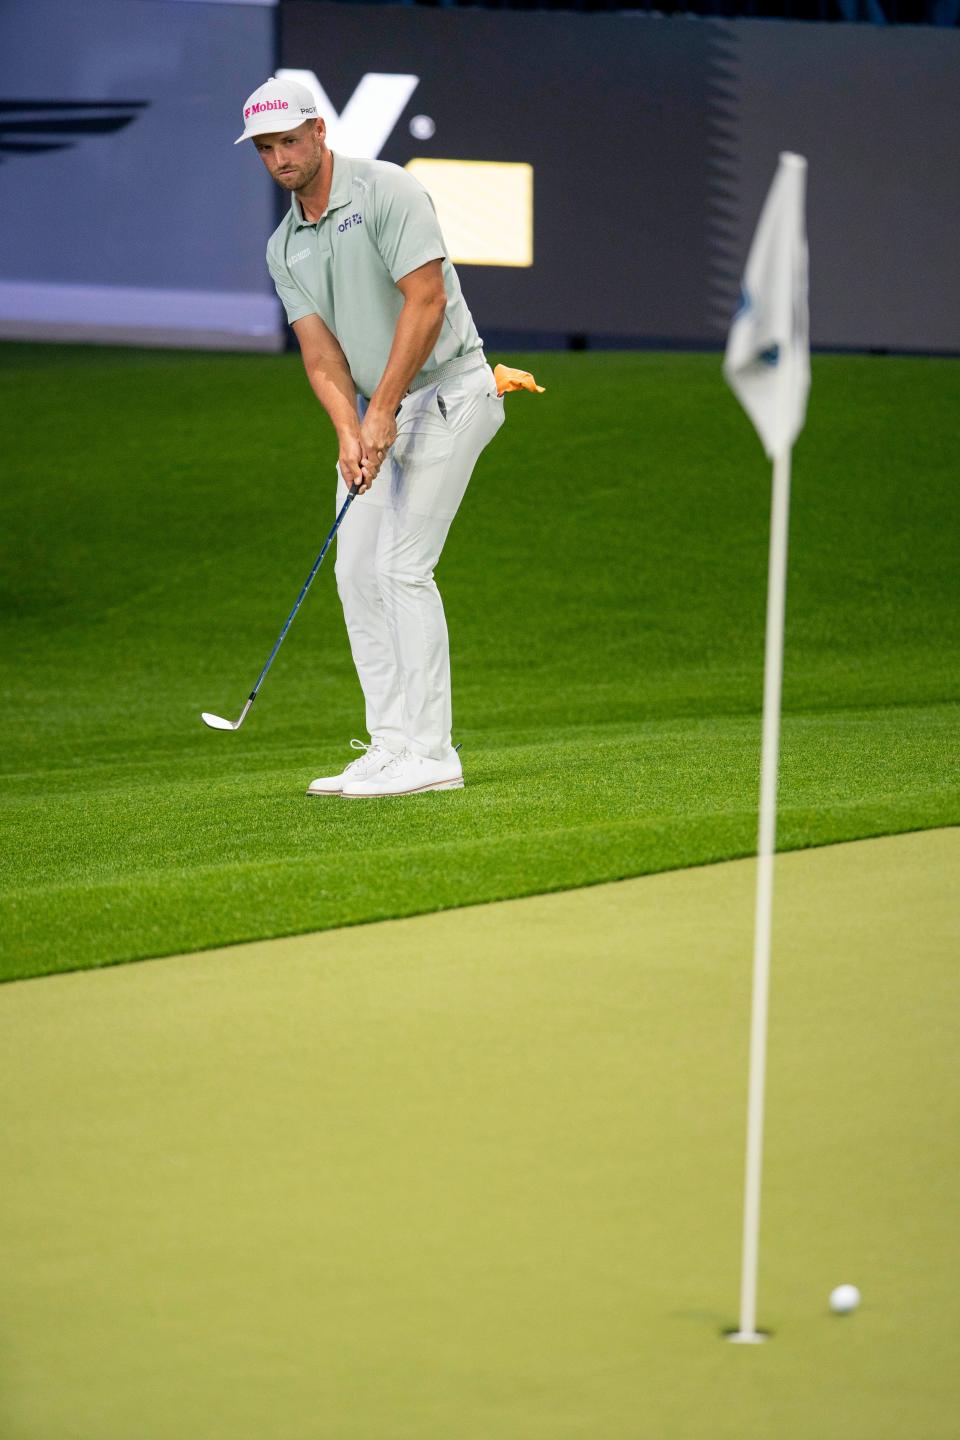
[388,423,459,519]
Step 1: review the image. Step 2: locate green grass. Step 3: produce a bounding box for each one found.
[1,344,957,980]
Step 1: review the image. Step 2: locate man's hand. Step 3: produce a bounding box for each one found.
[337,432,366,493]
[359,403,398,489]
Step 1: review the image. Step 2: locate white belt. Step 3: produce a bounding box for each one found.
[407,350,486,394]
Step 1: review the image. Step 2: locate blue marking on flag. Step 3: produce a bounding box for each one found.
[732,283,753,323]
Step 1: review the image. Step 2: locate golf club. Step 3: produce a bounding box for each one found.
[201,485,358,732]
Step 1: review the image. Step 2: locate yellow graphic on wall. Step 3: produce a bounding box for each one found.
[405,159,533,268]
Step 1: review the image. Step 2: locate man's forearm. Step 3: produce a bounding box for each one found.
[303,353,360,439]
[294,325,367,489]
[369,296,446,415]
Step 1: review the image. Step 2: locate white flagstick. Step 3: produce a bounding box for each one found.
[722,150,808,1345]
[728,445,792,1343]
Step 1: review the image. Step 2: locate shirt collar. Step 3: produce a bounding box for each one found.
[290,151,353,228]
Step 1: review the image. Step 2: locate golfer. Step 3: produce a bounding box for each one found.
[235,76,505,799]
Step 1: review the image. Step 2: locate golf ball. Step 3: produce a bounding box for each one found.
[829,1284,861,1314]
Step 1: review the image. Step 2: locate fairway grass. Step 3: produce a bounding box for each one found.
[1,345,958,978]
[2,705,955,977]
[1,830,956,1439]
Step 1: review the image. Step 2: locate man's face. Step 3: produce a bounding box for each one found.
[253,119,325,190]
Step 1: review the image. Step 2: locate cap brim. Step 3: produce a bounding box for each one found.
[234,111,316,145]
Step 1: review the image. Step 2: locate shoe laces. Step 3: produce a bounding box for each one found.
[378,745,415,778]
[344,739,391,777]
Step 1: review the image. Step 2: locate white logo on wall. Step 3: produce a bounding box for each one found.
[276,69,418,159]
[275,68,533,269]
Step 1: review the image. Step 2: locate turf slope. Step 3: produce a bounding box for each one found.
[1,830,957,1439]
[1,345,957,979]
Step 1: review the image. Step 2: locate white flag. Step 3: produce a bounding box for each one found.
[724,152,810,461]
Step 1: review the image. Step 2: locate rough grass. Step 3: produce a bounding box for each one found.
[1,344,957,980]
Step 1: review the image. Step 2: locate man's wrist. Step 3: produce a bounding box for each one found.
[366,390,403,419]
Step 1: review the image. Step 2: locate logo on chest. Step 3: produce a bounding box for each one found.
[337,213,363,234]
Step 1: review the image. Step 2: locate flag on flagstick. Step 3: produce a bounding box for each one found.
[724,152,810,461]
[724,152,810,1346]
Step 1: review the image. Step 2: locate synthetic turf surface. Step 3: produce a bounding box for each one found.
[1,345,957,979]
[1,829,956,1439]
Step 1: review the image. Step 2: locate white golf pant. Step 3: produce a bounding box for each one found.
[334,360,505,761]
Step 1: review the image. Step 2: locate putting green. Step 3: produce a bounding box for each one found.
[1,830,957,1440]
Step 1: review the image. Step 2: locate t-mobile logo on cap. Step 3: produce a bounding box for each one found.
[276,69,419,159]
[246,99,289,119]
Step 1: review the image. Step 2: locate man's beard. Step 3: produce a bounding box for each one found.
[277,151,321,191]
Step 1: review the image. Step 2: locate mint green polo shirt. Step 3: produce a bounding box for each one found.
[266,152,483,400]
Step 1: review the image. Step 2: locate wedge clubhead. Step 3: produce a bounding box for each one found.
[201,702,252,731]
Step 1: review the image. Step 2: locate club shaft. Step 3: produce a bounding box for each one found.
[247,490,356,702]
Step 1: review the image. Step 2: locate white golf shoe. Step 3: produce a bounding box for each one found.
[306,739,394,796]
[340,746,463,799]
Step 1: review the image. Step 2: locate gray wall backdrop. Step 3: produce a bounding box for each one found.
[709,21,960,352]
[1,1,957,352]
[0,0,281,348]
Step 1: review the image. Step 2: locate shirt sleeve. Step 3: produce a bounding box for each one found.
[266,248,316,327]
[371,166,447,284]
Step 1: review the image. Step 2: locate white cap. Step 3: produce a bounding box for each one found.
[234,76,319,145]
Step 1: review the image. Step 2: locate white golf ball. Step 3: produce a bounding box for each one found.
[829,1284,861,1314]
